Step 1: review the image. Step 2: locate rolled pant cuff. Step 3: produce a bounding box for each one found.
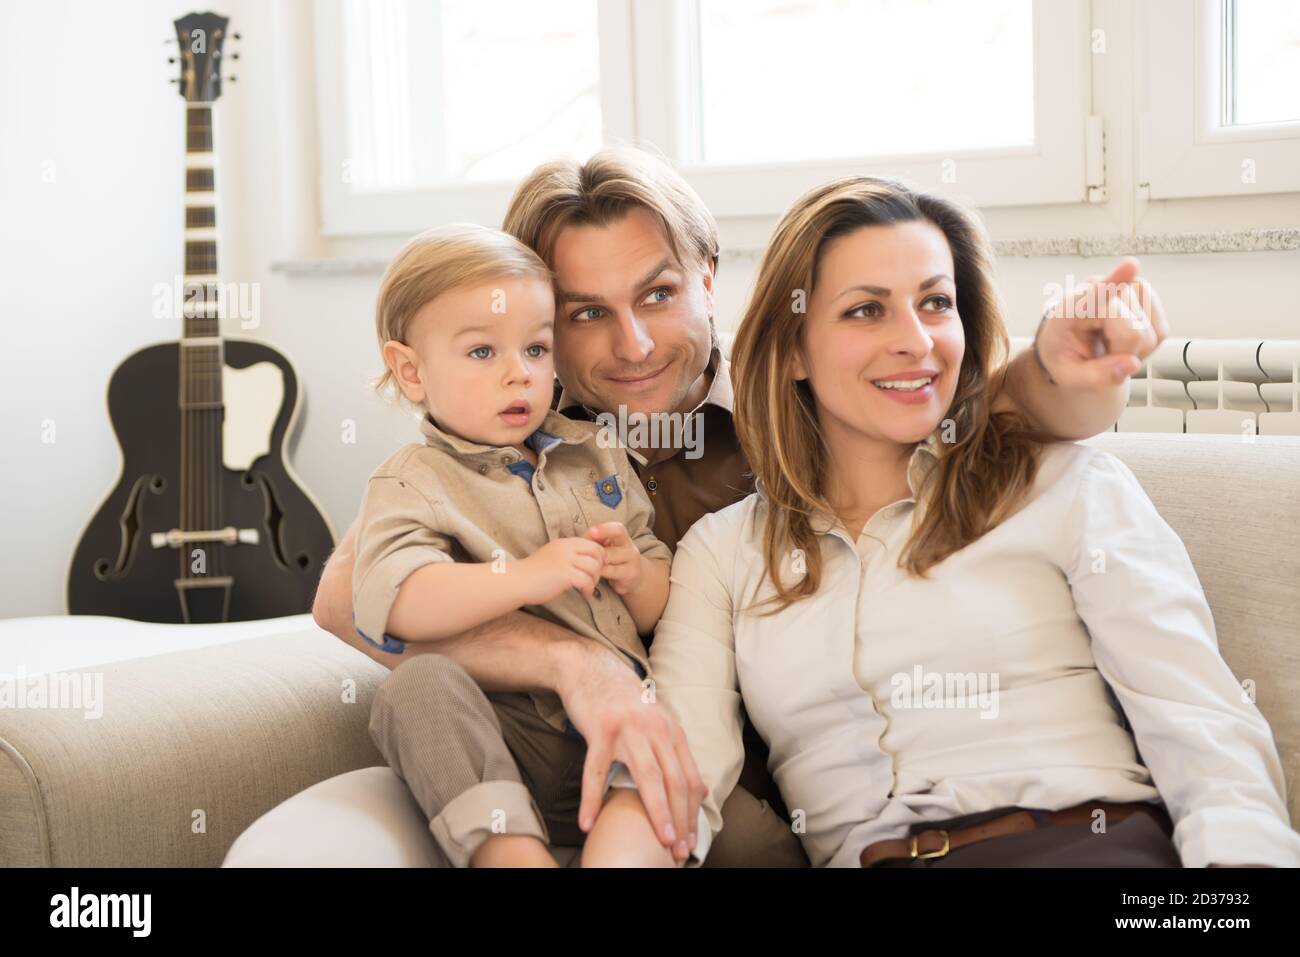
[428,780,549,867]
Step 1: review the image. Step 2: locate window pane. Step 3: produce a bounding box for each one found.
[1230,0,1300,126]
[342,0,602,191]
[696,0,1035,165]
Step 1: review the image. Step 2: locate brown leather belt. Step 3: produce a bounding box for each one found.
[859,801,1171,868]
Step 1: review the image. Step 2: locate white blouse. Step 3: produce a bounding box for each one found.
[623,438,1300,867]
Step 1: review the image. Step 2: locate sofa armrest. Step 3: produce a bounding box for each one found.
[0,627,389,867]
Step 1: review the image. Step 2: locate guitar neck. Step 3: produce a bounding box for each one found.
[181,103,222,411]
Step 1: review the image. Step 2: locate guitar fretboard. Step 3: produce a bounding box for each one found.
[181,102,221,409]
[186,104,214,153]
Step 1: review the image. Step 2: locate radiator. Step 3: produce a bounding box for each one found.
[1009,338,1300,436]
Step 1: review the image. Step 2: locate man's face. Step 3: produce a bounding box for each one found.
[549,207,715,419]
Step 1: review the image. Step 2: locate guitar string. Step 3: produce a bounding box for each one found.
[182,111,191,587]
[179,332,187,585]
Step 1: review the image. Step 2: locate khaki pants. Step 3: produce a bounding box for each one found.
[368,653,808,867]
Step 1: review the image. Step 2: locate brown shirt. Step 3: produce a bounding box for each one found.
[555,346,753,550]
[351,409,672,732]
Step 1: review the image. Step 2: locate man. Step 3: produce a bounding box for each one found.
[312,146,1168,866]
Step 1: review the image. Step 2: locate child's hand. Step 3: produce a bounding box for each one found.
[520,537,605,603]
[584,522,642,596]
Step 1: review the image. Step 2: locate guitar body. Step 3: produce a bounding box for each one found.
[67,338,335,622]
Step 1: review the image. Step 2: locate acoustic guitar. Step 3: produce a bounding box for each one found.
[67,12,335,623]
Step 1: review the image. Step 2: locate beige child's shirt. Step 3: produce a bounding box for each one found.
[352,409,672,732]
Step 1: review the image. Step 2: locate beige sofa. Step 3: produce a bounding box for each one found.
[3,432,1299,867]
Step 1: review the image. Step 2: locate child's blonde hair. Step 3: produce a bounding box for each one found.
[372,222,553,401]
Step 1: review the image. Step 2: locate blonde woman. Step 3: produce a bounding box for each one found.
[587,176,1300,868]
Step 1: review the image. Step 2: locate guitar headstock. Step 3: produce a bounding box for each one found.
[170,12,239,102]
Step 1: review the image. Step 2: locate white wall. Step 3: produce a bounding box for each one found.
[2,0,1297,618]
[1,1,225,616]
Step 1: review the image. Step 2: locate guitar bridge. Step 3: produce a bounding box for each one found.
[150,527,260,548]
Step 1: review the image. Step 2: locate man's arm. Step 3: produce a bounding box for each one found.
[312,518,702,859]
[997,257,1169,440]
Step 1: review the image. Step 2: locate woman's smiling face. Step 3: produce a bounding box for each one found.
[794,219,965,449]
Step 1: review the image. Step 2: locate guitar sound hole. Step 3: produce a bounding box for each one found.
[250,472,290,569]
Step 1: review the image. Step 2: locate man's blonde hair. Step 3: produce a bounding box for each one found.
[502,145,720,272]
[372,222,552,400]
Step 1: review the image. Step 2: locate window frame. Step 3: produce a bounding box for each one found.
[1141,0,1300,200]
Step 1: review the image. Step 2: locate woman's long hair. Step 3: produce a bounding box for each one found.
[730,176,1044,615]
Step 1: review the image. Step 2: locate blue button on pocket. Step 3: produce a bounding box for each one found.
[593,473,623,508]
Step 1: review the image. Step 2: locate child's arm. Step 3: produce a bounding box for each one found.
[585,521,669,636]
[352,472,607,644]
[386,536,604,642]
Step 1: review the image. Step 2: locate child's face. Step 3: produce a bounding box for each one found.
[385,274,556,447]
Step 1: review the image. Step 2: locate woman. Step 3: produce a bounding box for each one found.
[588,176,1299,867]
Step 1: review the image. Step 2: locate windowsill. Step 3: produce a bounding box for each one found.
[268,227,1300,276]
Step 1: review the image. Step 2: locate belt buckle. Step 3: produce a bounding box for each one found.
[910,829,951,860]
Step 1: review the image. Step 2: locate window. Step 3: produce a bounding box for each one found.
[1142,0,1300,199]
[314,0,635,234]
[1225,0,1300,127]
[338,0,604,191]
[693,0,1035,166]
[313,0,1090,234]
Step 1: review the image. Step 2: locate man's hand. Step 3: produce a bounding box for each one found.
[556,641,707,863]
[519,537,606,603]
[1035,256,1169,389]
[584,521,642,595]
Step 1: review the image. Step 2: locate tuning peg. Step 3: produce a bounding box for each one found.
[231,53,240,60]
[233,32,241,40]
[167,57,176,63]
[228,76,238,82]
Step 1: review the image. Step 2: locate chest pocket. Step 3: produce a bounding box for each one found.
[572,473,625,531]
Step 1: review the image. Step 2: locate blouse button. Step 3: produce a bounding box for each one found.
[646,477,658,493]
[593,587,602,599]
[477,464,488,475]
